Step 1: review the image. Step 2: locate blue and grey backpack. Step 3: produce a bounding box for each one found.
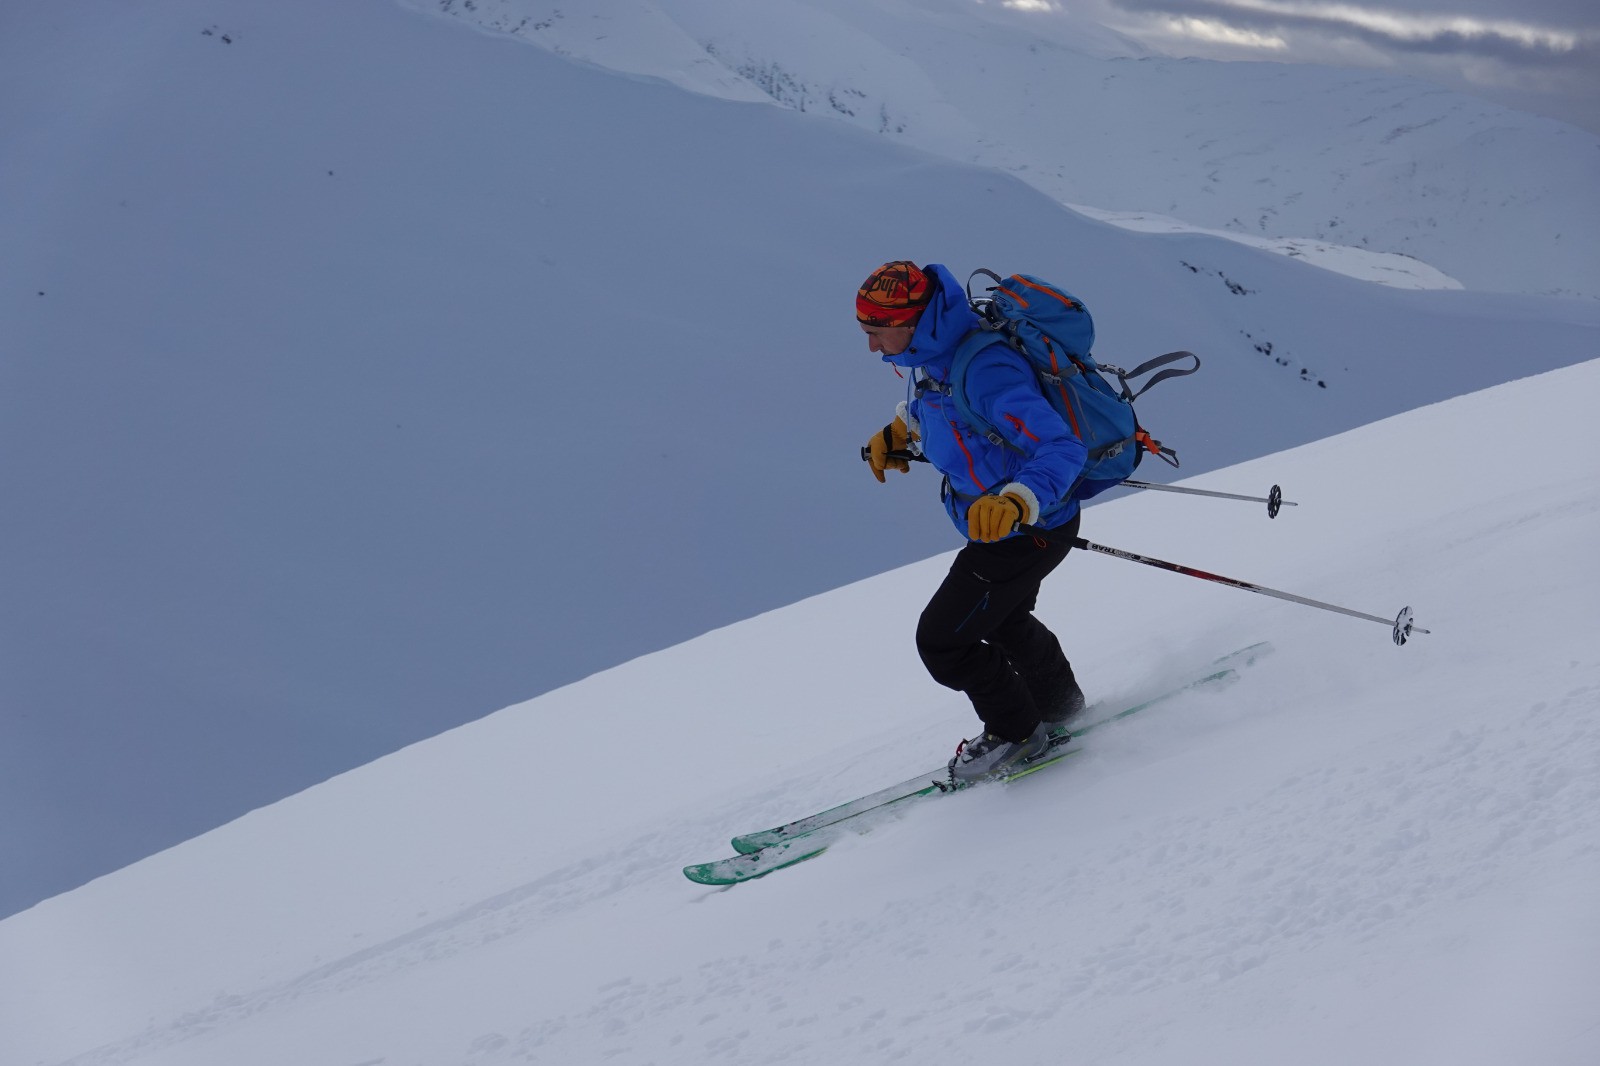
[937,269,1199,503]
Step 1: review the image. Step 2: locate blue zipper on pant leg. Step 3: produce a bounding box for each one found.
[954,590,990,632]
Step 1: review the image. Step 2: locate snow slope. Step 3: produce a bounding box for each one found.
[4,359,1597,1065]
[415,0,1600,300]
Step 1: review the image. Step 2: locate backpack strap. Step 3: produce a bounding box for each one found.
[1098,350,1201,402]
[946,329,1140,464]
[942,329,1027,455]
[1135,427,1181,469]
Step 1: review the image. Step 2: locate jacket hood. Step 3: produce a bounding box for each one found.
[881,263,980,374]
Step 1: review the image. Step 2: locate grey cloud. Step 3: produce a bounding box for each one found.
[1110,0,1600,69]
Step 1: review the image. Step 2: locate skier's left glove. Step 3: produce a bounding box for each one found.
[866,416,913,483]
[967,492,1029,543]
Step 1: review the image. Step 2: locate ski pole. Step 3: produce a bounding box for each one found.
[1122,480,1297,519]
[861,448,1297,517]
[1019,525,1430,646]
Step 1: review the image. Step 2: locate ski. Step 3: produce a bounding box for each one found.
[683,737,1081,887]
[729,641,1270,854]
[683,642,1272,886]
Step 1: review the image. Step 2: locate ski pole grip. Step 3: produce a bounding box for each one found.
[1017,523,1085,548]
[858,446,927,463]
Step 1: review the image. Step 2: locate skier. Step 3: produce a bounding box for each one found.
[858,260,1089,783]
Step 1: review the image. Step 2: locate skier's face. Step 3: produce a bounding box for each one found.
[861,322,915,356]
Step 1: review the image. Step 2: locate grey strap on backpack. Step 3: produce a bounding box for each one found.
[1098,351,1201,402]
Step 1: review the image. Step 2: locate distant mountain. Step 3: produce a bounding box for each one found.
[411,0,1600,301]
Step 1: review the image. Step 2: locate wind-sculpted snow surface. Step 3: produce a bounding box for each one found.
[412,0,1600,300]
[4,361,1598,1065]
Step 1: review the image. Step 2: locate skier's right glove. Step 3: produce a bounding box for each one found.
[967,492,1027,543]
[866,416,912,483]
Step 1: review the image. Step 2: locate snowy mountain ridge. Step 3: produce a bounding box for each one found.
[4,358,1597,1065]
[409,0,1600,301]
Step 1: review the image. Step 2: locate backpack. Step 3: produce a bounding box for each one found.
[933,269,1199,505]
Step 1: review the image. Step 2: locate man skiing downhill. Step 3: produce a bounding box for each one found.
[858,261,1089,784]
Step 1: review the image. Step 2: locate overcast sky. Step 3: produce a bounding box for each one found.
[1037,0,1600,134]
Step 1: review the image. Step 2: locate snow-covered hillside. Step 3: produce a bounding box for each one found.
[415,0,1600,301]
[4,0,1600,920]
[5,359,1597,1065]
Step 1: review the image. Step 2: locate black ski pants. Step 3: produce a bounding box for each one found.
[915,512,1080,742]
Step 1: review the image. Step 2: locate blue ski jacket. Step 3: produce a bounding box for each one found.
[885,264,1088,538]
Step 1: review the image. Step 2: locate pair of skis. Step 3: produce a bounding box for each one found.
[683,642,1273,886]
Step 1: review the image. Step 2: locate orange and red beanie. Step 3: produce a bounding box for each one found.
[856,261,932,327]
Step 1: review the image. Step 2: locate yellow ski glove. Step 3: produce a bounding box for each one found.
[967,492,1029,543]
[866,416,912,483]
